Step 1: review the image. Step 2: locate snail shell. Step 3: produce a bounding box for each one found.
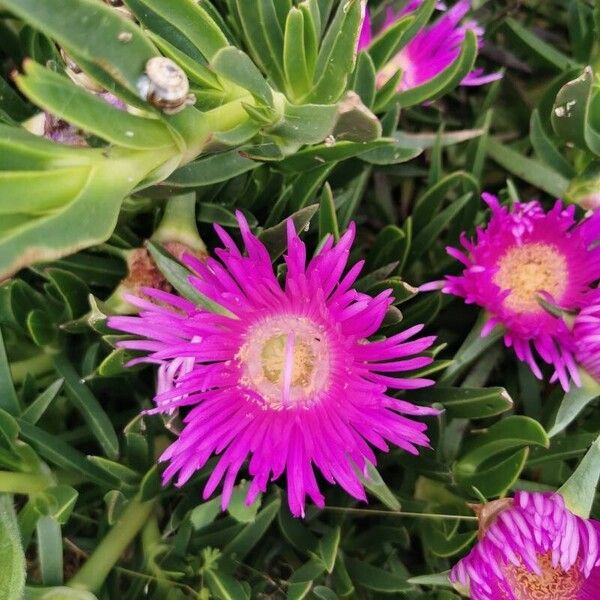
[60,48,104,93]
[137,57,195,114]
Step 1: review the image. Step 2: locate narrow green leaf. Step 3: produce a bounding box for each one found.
[284,8,312,99]
[21,379,64,425]
[267,102,338,145]
[52,354,119,460]
[486,137,570,198]
[345,559,411,593]
[36,516,63,586]
[367,15,414,70]
[16,61,174,150]
[205,569,249,600]
[351,52,377,108]
[410,387,513,419]
[503,17,577,71]
[125,0,229,62]
[319,183,340,242]
[559,434,600,518]
[307,0,362,103]
[190,498,221,530]
[528,433,597,467]
[549,372,600,437]
[318,527,341,573]
[166,150,259,188]
[357,462,401,511]
[223,496,280,561]
[0,327,20,416]
[530,109,575,178]
[211,47,273,105]
[3,0,157,93]
[0,494,26,600]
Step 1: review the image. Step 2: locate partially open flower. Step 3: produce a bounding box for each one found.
[573,290,600,384]
[358,0,501,91]
[443,194,600,390]
[450,491,600,600]
[109,213,438,516]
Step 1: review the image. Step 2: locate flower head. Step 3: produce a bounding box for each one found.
[109,214,438,516]
[573,290,600,383]
[358,0,501,91]
[450,491,600,600]
[443,194,600,390]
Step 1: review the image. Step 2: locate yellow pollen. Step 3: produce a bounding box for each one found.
[238,316,330,410]
[261,334,315,388]
[501,553,583,600]
[493,243,567,313]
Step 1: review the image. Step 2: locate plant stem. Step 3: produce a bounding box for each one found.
[68,493,156,593]
[324,506,478,521]
[0,471,53,494]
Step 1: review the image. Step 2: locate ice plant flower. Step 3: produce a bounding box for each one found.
[573,290,600,383]
[109,214,438,517]
[358,0,501,91]
[450,491,600,600]
[442,194,600,390]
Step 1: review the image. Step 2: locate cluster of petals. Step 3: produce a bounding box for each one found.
[109,213,438,516]
[358,0,501,91]
[572,289,600,383]
[450,491,600,600]
[443,193,600,390]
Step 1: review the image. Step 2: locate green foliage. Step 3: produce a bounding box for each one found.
[0,0,599,599]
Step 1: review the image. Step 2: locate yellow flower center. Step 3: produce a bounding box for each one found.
[501,553,584,600]
[493,243,568,314]
[238,316,330,409]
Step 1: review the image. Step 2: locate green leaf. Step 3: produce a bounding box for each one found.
[146,241,234,316]
[559,433,600,518]
[3,0,157,94]
[16,62,175,150]
[205,569,249,600]
[503,17,577,71]
[530,110,575,178]
[52,354,119,460]
[124,0,229,62]
[88,456,139,485]
[166,150,260,188]
[234,0,286,91]
[259,204,319,260]
[284,8,312,99]
[43,485,79,525]
[318,527,341,573]
[0,495,26,600]
[528,433,597,467]
[407,192,472,265]
[307,0,362,103]
[21,379,64,425]
[410,387,514,420]
[24,587,98,600]
[421,515,477,558]
[0,327,20,416]
[228,481,262,523]
[367,14,415,71]
[395,128,484,150]
[267,102,338,145]
[223,496,280,561]
[211,47,273,105]
[345,559,412,593]
[408,572,452,587]
[36,516,63,586]
[358,462,401,511]
[17,419,115,488]
[548,371,600,437]
[351,52,376,108]
[439,312,504,386]
[190,498,221,530]
[485,137,570,198]
[319,183,340,242]
[280,140,390,172]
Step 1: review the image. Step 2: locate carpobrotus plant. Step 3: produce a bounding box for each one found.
[2,0,600,598]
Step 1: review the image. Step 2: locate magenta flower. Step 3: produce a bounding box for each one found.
[358,0,501,91]
[450,491,600,600]
[573,290,600,383]
[442,194,600,390]
[109,214,438,516]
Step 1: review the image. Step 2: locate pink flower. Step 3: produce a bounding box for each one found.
[443,194,600,391]
[573,289,600,383]
[450,491,600,600]
[358,0,501,91]
[109,214,438,517]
